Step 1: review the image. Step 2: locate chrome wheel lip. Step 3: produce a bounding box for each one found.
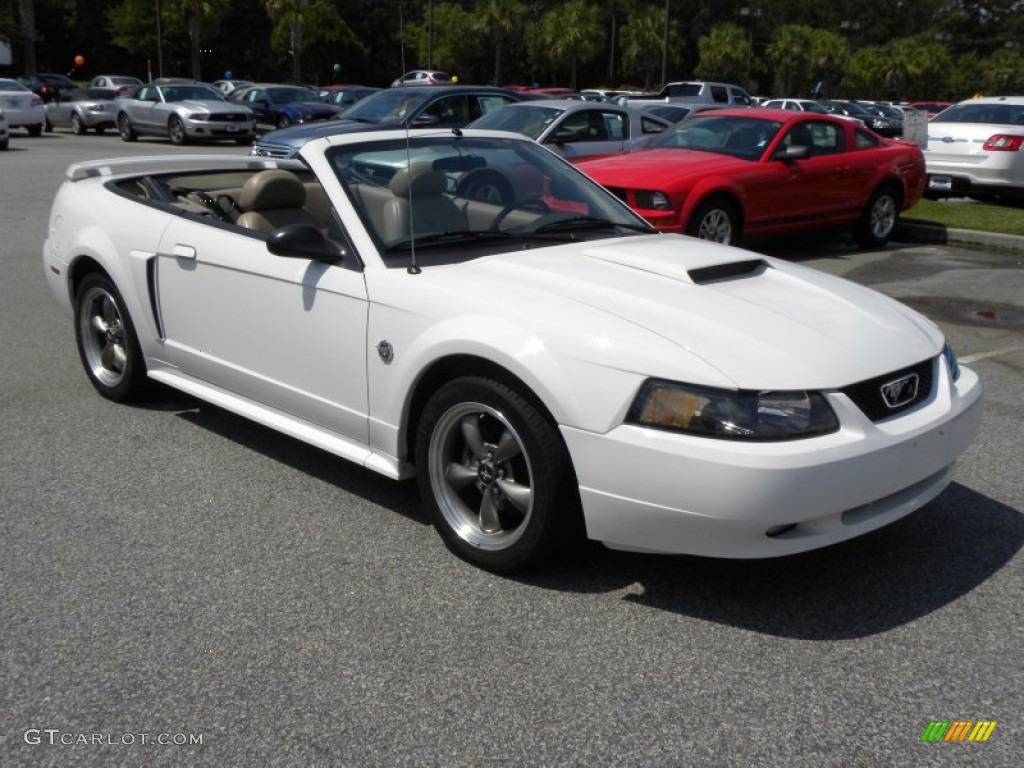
[428,401,534,551]
[78,285,127,388]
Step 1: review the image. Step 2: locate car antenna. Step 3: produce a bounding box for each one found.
[398,4,420,275]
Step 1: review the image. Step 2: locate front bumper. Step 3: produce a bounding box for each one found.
[184,118,256,140]
[563,361,982,558]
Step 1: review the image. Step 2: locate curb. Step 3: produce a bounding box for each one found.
[895,220,1024,251]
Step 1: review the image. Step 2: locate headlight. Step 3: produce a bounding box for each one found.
[943,342,961,382]
[190,113,209,121]
[627,379,839,440]
[633,190,673,210]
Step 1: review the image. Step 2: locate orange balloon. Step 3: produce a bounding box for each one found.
[74,54,85,67]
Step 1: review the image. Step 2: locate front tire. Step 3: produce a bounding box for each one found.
[26,123,43,137]
[118,114,137,142]
[415,377,581,572]
[854,185,900,247]
[168,116,187,146]
[74,274,147,402]
[71,113,85,135]
[276,114,292,129]
[687,197,739,244]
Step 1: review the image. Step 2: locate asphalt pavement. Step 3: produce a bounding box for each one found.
[1,131,1022,767]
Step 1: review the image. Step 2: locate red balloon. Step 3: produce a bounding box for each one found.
[74,55,85,67]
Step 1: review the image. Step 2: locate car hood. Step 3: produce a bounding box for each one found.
[579,148,751,186]
[178,99,251,114]
[418,235,940,390]
[257,117,383,146]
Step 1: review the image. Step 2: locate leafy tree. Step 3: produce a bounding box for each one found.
[620,4,677,90]
[532,0,603,90]
[472,0,524,85]
[266,0,362,84]
[694,22,748,85]
[405,3,483,84]
[765,24,813,96]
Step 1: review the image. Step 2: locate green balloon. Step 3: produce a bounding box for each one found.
[333,63,341,73]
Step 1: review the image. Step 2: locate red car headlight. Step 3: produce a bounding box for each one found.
[633,190,673,210]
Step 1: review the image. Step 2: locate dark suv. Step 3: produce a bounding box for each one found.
[250,85,532,158]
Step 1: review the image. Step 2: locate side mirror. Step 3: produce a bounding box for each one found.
[267,223,343,262]
[773,145,810,161]
[550,128,579,143]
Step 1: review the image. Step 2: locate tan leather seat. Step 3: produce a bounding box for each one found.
[236,170,322,232]
[381,164,466,243]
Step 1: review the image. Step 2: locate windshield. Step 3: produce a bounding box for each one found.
[0,79,29,92]
[326,134,654,265]
[338,89,433,124]
[931,103,1024,125]
[470,105,562,139]
[162,85,222,101]
[268,87,317,105]
[648,115,782,159]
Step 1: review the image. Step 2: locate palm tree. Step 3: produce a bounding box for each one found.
[694,23,747,84]
[620,5,672,90]
[473,0,524,85]
[766,24,813,96]
[536,0,603,90]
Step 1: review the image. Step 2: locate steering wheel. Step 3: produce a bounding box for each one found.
[490,195,552,230]
[215,194,237,221]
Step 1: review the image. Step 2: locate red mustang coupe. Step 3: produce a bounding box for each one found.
[576,108,926,247]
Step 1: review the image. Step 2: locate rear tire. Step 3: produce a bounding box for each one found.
[118,114,137,142]
[26,123,43,137]
[415,376,581,572]
[854,185,900,247]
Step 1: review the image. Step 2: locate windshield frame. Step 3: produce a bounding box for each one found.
[324,133,655,267]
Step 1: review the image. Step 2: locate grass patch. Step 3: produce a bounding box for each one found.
[903,198,1024,236]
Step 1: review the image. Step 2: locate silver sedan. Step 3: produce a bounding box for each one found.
[468,100,672,163]
[115,82,256,145]
[45,88,118,135]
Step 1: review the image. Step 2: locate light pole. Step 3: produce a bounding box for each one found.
[428,0,433,69]
[660,0,670,88]
[155,0,163,79]
[739,6,761,93]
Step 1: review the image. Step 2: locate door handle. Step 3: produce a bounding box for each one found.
[171,244,196,260]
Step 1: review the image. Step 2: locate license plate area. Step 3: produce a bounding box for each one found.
[929,175,952,190]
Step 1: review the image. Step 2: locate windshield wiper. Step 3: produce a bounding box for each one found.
[532,216,654,234]
[383,229,572,252]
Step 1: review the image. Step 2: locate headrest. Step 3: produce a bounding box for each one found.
[389,165,448,198]
[239,170,307,211]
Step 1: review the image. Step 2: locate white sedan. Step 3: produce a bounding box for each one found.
[0,77,46,136]
[42,130,982,572]
[924,96,1024,199]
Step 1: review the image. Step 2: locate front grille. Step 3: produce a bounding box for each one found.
[841,357,935,422]
[208,112,248,122]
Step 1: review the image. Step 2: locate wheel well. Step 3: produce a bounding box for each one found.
[68,256,110,302]
[690,192,743,235]
[874,179,903,208]
[404,354,558,462]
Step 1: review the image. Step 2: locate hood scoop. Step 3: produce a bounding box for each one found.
[688,259,770,284]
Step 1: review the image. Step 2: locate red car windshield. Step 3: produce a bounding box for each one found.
[649,115,784,160]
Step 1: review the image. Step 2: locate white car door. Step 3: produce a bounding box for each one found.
[154,216,370,443]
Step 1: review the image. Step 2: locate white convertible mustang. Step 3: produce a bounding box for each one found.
[42,129,982,572]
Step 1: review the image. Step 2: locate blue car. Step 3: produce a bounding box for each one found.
[250,85,531,159]
[229,83,340,130]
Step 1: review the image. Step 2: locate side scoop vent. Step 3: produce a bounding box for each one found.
[688,259,770,285]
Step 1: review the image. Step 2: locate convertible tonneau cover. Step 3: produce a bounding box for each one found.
[64,155,299,182]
